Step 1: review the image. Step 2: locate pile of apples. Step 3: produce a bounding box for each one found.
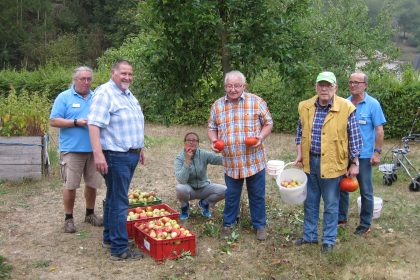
[136,217,193,240]
[280,179,302,188]
[127,206,172,221]
[128,189,159,205]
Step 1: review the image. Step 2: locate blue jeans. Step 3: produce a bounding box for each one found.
[223,169,266,229]
[303,155,341,245]
[102,151,139,256]
[339,158,373,228]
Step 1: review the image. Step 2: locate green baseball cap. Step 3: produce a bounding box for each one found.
[316,71,336,84]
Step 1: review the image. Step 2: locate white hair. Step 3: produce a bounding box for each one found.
[224,70,246,84]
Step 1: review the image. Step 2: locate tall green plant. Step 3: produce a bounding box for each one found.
[0,88,51,136]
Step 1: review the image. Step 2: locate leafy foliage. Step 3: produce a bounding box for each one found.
[0,255,13,280]
[368,68,420,139]
[0,88,51,136]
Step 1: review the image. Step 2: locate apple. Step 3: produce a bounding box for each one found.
[213,139,224,151]
[245,137,258,146]
[280,179,302,188]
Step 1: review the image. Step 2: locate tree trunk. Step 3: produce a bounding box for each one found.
[218,0,230,75]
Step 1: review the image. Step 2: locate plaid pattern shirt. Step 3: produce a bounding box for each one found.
[88,79,144,152]
[295,98,362,159]
[208,92,273,179]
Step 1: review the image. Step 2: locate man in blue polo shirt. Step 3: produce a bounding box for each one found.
[338,72,386,235]
[50,66,102,233]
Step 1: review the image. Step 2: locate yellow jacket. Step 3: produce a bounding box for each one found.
[298,95,356,178]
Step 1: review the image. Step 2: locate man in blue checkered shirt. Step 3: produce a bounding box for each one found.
[88,60,145,261]
[293,71,362,254]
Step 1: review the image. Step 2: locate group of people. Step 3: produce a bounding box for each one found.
[50,61,385,260]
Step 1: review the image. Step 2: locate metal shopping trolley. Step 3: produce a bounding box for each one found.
[379,107,420,191]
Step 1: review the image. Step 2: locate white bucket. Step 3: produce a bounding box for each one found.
[357,196,383,219]
[276,168,307,205]
[267,160,286,176]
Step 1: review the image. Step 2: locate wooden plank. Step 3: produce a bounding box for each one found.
[0,164,42,180]
[0,136,44,180]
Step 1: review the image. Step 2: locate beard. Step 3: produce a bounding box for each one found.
[120,82,130,91]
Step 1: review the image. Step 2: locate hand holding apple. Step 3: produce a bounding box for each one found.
[213,139,224,152]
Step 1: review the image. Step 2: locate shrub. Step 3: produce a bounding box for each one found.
[0,88,51,136]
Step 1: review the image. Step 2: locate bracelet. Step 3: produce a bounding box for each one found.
[74,119,78,127]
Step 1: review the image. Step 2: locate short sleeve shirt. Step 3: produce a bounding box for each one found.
[208,92,273,179]
[50,87,94,152]
[348,92,386,158]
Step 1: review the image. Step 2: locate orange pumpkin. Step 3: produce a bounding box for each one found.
[339,177,359,192]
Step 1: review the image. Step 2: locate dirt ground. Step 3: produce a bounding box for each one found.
[0,123,419,280]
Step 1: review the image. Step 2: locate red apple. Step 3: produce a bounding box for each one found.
[213,139,224,151]
[245,137,258,146]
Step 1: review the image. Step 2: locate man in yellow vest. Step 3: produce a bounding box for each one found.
[293,71,362,254]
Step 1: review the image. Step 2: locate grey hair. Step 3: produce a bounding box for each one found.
[112,60,132,71]
[224,70,246,85]
[352,71,368,84]
[72,66,93,83]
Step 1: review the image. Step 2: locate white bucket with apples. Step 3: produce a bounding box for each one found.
[276,164,307,205]
[267,160,287,176]
[357,196,383,219]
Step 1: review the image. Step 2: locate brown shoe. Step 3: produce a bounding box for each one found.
[85,213,103,226]
[64,218,76,233]
[256,227,267,241]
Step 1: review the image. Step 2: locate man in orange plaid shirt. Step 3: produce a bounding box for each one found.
[208,70,273,241]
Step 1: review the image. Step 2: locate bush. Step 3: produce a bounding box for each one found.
[0,88,51,136]
[369,68,420,138]
[0,255,13,280]
[0,65,108,100]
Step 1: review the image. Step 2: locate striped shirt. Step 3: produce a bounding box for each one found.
[208,92,273,179]
[88,79,144,152]
[295,98,362,160]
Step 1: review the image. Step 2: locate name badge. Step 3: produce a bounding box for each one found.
[72,103,81,108]
[358,119,367,125]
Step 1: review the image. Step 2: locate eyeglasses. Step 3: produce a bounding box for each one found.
[348,81,365,86]
[185,139,199,144]
[225,84,244,90]
[316,83,335,89]
[78,77,92,82]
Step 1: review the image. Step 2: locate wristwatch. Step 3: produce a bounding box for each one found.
[74,119,78,127]
[351,158,359,166]
[374,148,382,154]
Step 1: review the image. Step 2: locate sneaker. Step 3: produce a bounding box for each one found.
[321,244,334,254]
[198,200,211,218]
[354,226,371,235]
[64,218,76,233]
[294,238,318,246]
[85,213,103,226]
[256,228,267,241]
[102,241,111,249]
[180,203,189,220]
[220,226,233,239]
[110,249,144,261]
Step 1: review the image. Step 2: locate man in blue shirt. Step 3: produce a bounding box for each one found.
[50,66,103,234]
[339,72,386,235]
[88,60,145,261]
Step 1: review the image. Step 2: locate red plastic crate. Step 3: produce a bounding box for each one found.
[134,223,196,261]
[126,204,179,239]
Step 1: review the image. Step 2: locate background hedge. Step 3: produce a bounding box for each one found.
[0,67,418,138]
